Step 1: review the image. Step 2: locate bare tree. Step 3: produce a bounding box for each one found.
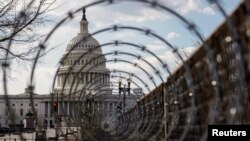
[0,0,56,62]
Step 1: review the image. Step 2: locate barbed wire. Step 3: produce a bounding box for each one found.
[0,0,249,140]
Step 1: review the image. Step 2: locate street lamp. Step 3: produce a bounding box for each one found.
[51,92,59,141]
[118,75,123,97]
[33,120,36,140]
[85,92,96,129]
[127,74,132,95]
[118,74,132,114]
[91,93,96,117]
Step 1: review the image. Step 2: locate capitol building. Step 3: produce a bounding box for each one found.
[0,9,140,129]
[54,8,111,95]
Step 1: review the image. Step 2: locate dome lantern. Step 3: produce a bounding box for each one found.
[80,7,88,34]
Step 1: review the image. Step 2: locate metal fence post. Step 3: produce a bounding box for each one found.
[163,85,168,141]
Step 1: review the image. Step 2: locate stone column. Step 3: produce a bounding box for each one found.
[87,73,90,82]
[48,101,51,117]
[82,73,84,83]
[103,74,105,84]
[95,73,98,82]
[98,73,100,84]
[59,74,62,85]
[57,75,60,85]
[62,74,64,85]
[102,102,105,116]
[58,102,61,115]
[100,74,103,84]
[98,101,100,112]
[45,102,48,117]
[89,73,91,82]
[70,101,73,117]
[85,73,87,83]
[107,74,109,85]
[105,74,107,84]
[106,102,109,117]
[88,73,90,82]
[93,72,96,82]
[69,102,72,116]
[67,102,69,115]
[70,73,73,83]
[100,73,102,84]
[107,74,109,84]
[67,74,69,84]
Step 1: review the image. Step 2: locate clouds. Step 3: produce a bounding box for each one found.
[88,7,170,28]
[143,46,197,73]
[87,0,217,28]
[47,0,216,29]
[166,32,180,40]
[113,8,170,23]
[3,67,57,94]
[147,43,166,52]
[160,0,216,15]
[106,45,197,93]
[113,31,136,39]
[178,0,203,14]
[202,6,216,15]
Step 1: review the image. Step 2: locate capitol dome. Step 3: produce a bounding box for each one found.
[66,34,102,53]
[54,8,111,95]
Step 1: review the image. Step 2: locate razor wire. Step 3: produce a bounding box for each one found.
[0,0,249,141]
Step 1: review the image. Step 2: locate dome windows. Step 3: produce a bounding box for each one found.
[66,36,102,52]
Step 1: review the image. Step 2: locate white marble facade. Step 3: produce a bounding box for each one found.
[0,91,138,128]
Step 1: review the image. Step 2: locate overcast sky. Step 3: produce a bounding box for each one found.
[2,0,241,94]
